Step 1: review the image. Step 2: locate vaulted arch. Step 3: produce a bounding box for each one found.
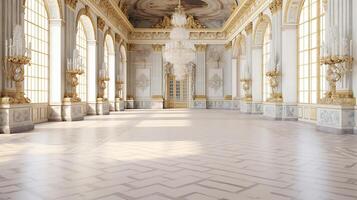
[253,14,272,47]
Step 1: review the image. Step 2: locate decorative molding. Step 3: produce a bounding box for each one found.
[152,15,206,29]
[269,0,283,14]
[97,17,106,31]
[152,44,164,52]
[224,41,232,49]
[65,0,78,10]
[195,44,207,52]
[245,22,253,35]
[115,33,122,44]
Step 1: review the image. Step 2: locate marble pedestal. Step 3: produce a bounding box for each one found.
[87,102,97,115]
[251,102,263,114]
[317,104,355,134]
[96,99,110,115]
[115,98,125,111]
[0,103,34,134]
[192,99,207,109]
[240,101,252,113]
[126,100,134,109]
[48,104,63,121]
[109,101,115,111]
[263,102,283,120]
[231,99,240,110]
[151,99,164,109]
[62,101,85,121]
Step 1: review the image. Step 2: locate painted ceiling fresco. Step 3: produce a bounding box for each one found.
[116,0,237,28]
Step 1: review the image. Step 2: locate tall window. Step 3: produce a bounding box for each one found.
[263,24,271,101]
[76,20,87,102]
[24,0,49,103]
[103,35,115,102]
[298,0,325,104]
[104,40,109,99]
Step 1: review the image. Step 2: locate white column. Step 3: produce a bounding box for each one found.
[270,0,283,94]
[151,45,163,98]
[1,0,23,92]
[326,0,353,92]
[252,47,263,102]
[245,23,253,98]
[231,58,240,99]
[353,0,357,96]
[49,19,64,106]
[224,44,232,98]
[195,45,207,98]
[87,40,97,103]
[282,26,297,103]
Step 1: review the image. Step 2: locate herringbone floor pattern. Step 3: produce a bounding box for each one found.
[0,110,357,200]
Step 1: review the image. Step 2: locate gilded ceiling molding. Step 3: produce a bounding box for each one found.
[152,44,164,52]
[97,17,106,31]
[245,22,253,35]
[65,0,78,10]
[225,41,232,49]
[115,33,123,44]
[129,31,226,41]
[152,15,206,29]
[269,0,283,14]
[195,44,207,52]
[152,16,172,29]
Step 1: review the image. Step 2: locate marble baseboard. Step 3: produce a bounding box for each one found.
[251,102,263,114]
[282,104,298,121]
[231,100,240,110]
[115,99,125,111]
[207,100,232,110]
[48,104,62,121]
[87,102,97,115]
[134,100,164,109]
[109,101,115,111]
[96,100,110,115]
[191,100,207,109]
[126,100,135,109]
[0,104,34,134]
[62,102,85,121]
[240,101,252,113]
[263,102,283,120]
[317,105,355,134]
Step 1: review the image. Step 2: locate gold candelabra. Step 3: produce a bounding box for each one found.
[240,79,252,101]
[65,68,84,102]
[320,55,355,105]
[266,68,282,102]
[2,56,31,104]
[116,80,124,100]
[98,76,110,100]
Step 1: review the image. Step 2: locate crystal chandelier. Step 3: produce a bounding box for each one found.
[164,0,195,80]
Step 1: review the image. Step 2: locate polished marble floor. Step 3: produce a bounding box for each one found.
[0,109,357,200]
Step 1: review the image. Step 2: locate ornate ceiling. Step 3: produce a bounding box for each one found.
[115,0,238,29]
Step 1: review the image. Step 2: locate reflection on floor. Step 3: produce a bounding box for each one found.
[0,109,357,200]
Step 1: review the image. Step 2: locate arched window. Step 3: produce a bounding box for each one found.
[104,40,109,99]
[76,20,87,102]
[24,0,49,103]
[262,24,271,101]
[103,35,115,101]
[298,0,325,104]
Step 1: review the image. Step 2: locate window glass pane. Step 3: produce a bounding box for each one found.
[263,24,271,101]
[76,20,88,102]
[24,0,49,103]
[298,0,325,104]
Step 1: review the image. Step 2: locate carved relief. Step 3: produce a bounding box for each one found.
[97,17,106,31]
[65,0,78,10]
